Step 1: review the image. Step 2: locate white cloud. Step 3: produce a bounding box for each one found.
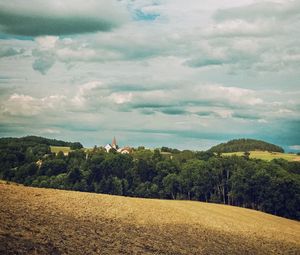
[214,1,300,22]
[203,19,276,37]
[0,0,299,149]
[289,145,300,151]
[203,86,263,106]
[35,36,59,49]
[23,0,300,77]
[2,93,66,116]
[0,47,25,58]
[108,93,133,104]
[258,119,268,124]
[42,128,61,134]
[71,81,103,107]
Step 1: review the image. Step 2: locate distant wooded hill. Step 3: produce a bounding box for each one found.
[1,136,299,221]
[209,139,284,153]
[0,136,83,151]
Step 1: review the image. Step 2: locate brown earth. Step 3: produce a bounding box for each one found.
[0,181,300,255]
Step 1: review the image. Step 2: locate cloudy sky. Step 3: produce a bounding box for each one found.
[0,0,299,151]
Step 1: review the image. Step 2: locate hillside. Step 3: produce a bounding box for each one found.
[223,151,300,162]
[1,138,300,221]
[0,136,83,151]
[50,146,72,155]
[209,138,284,153]
[0,182,300,255]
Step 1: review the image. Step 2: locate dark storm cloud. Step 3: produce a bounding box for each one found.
[0,1,128,36]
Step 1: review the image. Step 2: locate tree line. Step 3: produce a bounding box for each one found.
[0,137,299,220]
[0,136,83,151]
[209,138,284,153]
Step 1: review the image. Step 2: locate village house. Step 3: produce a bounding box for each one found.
[105,137,132,154]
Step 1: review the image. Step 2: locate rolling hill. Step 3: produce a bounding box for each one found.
[0,136,83,150]
[50,146,72,155]
[222,150,300,162]
[1,182,299,255]
[209,138,284,153]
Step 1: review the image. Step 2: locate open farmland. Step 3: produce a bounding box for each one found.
[0,182,299,255]
[222,151,300,162]
[50,146,72,155]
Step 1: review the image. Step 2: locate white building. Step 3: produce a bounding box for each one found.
[105,137,118,152]
[104,144,113,152]
[104,137,132,154]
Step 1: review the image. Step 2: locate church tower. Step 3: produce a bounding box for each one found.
[112,136,117,149]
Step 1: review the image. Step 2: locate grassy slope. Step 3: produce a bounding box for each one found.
[223,151,300,161]
[50,146,71,155]
[51,146,93,155]
[0,182,299,255]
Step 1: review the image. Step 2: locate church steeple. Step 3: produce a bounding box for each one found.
[112,136,117,149]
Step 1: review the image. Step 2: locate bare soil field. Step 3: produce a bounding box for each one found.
[0,181,300,255]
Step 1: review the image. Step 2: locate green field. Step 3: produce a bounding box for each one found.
[50,146,72,155]
[222,150,300,162]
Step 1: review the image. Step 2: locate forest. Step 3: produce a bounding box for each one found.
[209,138,284,153]
[0,136,299,220]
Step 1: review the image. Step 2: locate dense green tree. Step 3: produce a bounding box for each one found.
[39,159,67,176]
[15,163,38,182]
[163,173,180,199]
[111,176,123,195]
[1,136,299,220]
[67,166,81,184]
[209,138,284,153]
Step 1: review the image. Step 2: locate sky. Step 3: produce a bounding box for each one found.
[0,0,299,151]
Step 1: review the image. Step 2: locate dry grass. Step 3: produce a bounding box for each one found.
[50,146,72,155]
[0,181,300,255]
[222,151,300,162]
